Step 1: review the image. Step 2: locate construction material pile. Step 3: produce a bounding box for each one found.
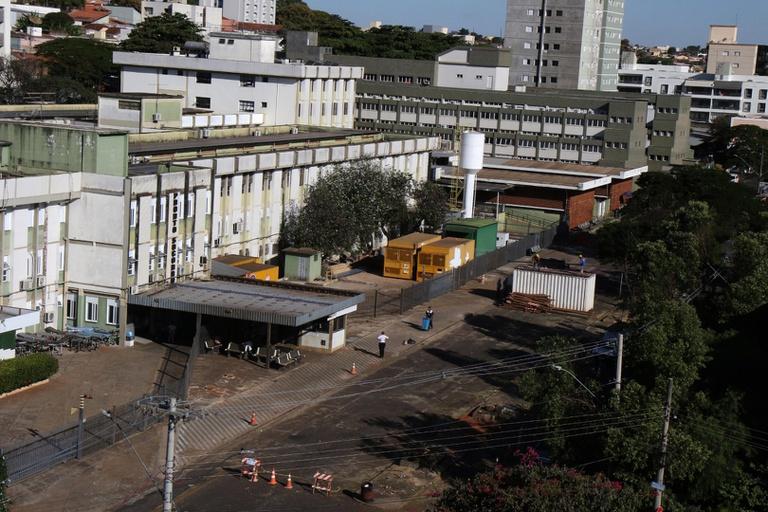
[502,292,552,313]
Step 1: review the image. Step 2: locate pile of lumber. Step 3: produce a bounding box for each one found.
[502,292,552,313]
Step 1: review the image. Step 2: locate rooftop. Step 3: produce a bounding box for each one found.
[127,278,364,327]
[441,167,611,191]
[423,237,473,249]
[283,247,321,256]
[445,218,498,228]
[387,232,441,249]
[100,92,183,100]
[0,305,40,334]
[484,157,647,180]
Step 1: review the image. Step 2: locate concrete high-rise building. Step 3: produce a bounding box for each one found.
[503,0,625,91]
[221,0,276,24]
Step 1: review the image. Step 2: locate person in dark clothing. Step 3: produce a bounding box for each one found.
[167,324,177,345]
[496,279,503,304]
[425,306,434,330]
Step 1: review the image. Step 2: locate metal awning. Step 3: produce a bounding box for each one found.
[128,278,365,327]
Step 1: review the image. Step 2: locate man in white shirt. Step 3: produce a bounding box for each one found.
[377,331,389,358]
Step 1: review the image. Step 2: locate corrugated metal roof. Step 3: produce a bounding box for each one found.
[127,278,364,327]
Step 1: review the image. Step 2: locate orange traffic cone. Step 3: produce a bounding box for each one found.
[249,412,258,426]
[269,468,278,485]
[285,473,294,489]
[350,362,358,375]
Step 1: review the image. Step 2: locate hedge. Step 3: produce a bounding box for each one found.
[0,353,59,395]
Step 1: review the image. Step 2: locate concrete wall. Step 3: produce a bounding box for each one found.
[707,44,758,75]
[208,35,277,63]
[221,0,275,24]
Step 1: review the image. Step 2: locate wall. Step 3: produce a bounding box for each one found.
[707,44,758,75]
[565,189,595,228]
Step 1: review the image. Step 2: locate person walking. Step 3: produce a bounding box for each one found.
[377,331,389,358]
[578,254,586,273]
[425,306,435,330]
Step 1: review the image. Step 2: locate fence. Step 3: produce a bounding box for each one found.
[0,398,163,484]
[1,335,202,485]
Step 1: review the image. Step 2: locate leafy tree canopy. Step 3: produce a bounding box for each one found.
[279,161,448,258]
[277,0,464,60]
[34,38,117,101]
[42,12,74,32]
[120,12,203,53]
[433,449,650,512]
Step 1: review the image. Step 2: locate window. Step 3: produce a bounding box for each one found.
[380,74,394,83]
[523,58,531,65]
[36,249,43,275]
[66,293,77,320]
[523,42,532,49]
[760,90,768,100]
[240,74,256,87]
[456,74,464,79]
[106,299,118,326]
[556,9,563,15]
[159,197,166,223]
[554,26,561,33]
[127,249,136,276]
[759,103,766,113]
[3,211,11,231]
[644,76,653,86]
[745,89,753,99]
[129,200,136,227]
[239,100,255,112]
[553,44,560,50]
[196,97,211,109]
[261,101,267,108]
[743,102,751,112]
[734,51,741,56]
[660,84,669,94]
[1,256,9,282]
[118,100,139,110]
[526,8,534,15]
[397,75,413,84]
[525,26,533,33]
[196,72,212,84]
[85,296,98,323]
[550,77,558,84]
[363,73,377,81]
[186,195,194,218]
[58,246,64,271]
[552,60,559,67]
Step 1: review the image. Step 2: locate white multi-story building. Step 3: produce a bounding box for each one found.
[115,32,362,129]
[142,0,223,31]
[618,62,768,123]
[221,0,275,25]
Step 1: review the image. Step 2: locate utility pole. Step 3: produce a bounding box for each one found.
[163,398,177,512]
[76,394,92,459]
[614,334,624,393]
[137,395,196,512]
[653,378,674,511]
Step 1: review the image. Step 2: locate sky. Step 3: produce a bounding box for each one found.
[305,0,768,47]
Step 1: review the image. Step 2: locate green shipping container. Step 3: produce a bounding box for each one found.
[282,248,323,281]
[443,218,498,257]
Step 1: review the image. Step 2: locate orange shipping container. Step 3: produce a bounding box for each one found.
[384,233,442,280]
[416,237,475,282]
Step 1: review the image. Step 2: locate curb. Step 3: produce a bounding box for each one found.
[0,378,51,400]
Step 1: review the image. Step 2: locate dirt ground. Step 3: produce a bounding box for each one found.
[0,342,166,447]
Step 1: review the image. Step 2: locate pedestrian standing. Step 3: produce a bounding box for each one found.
[377,331,389,358]
[532,252,541,270]
[425,306,435,330]
[496,278,503,304]
[578,254,586,273]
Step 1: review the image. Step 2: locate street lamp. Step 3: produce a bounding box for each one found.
[551,364,597,399]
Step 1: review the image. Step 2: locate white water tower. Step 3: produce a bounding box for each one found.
[459,131,485,219]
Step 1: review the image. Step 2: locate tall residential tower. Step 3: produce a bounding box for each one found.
[504,0,625,91]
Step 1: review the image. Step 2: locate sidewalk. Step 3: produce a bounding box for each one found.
[7,262,521,512]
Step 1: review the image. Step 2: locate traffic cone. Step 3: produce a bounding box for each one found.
[269,468,278,485]
[249,412,257,426]
[350,362,358,375]
[285,473,294,489]
[251,467,259,483]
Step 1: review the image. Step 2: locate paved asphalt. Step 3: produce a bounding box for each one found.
[121,308,595,512]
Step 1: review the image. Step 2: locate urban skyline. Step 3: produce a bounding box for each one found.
[307,0,768,47]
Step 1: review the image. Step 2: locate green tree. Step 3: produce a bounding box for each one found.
[410,180,449,232]
[41,12,73,32]
[14,13,41,32]
[433,450,649,512]
[35,38,117,100]
[280,161,448,258]
[120,12,203,53]
[0,56,41,104]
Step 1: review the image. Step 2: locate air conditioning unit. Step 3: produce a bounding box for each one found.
[36,275,46,287]
[20,278,34,291]
[152,112,162,123]
[43,312,54,323]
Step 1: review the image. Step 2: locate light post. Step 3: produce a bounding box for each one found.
[551,364,597,399]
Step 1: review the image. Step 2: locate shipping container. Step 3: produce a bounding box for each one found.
[511,267,596,312]
[383,232,442,280]
[213,255,279,281]
[416,237,475,282]
[444,218,498,256]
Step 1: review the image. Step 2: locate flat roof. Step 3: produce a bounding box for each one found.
[127,278,364,327]
[445,218,498,228]
[424,237,473,249]
[129,129,368,155]
[283,247,321,256]
[387,232,441,249]
[442,167,611,191]
[0,305,40,334]
[484,158,647,180]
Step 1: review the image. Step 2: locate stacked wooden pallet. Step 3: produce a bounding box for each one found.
[503,293,552,313]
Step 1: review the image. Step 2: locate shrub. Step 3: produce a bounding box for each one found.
[0,353,58,394]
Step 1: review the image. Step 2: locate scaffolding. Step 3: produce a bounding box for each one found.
[447,128,464,212]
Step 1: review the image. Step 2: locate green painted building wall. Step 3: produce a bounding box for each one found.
[444,219,498,256]
[0,331,15,352]
[283,249,322,281]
